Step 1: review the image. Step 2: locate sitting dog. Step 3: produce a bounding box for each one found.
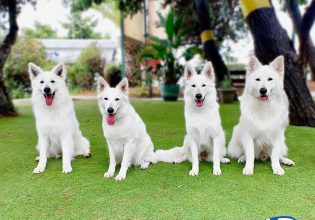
[29,63,91,174]
[227,56,295,175]
[156,62,230,176]
[97,77,157,181]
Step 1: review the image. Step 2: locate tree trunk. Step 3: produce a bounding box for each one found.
[0,0,18,117]
[299,0,315,80]
[245,6,315,126]
[286,0,315,80]
[194,0,228,82]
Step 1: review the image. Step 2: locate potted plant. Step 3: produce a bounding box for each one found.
[140,9,199,101]
[218,75,237,103]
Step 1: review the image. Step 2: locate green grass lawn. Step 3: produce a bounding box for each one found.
[1,100,314,219]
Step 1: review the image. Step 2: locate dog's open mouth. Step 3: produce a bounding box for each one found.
[195,98,204,107]
[43,92,55,106]
[106,113,116,125]
[259,95,268,101]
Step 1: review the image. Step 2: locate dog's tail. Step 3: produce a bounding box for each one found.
[155,146,184,163]
[74,131,91,157]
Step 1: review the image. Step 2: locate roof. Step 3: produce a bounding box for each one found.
[39,39,118,49]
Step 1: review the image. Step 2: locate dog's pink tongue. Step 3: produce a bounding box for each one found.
[259,96,268,101]
[196,100,203,107]
[45,96,53,106]
[106,114,116,125]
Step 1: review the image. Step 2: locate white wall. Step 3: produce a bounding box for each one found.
[40,39,118,64]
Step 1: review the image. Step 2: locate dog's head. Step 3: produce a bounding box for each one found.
[183,62,216,107]
[245,56,284,102]
[97,76,129,126]
[28,63,67,106]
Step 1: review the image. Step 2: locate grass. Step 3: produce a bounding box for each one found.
[0,100,314,219]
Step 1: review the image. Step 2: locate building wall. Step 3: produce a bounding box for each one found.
[40,39,118,64]
[124,0,167,42]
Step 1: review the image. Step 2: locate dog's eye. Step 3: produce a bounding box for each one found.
[40,80,44,84]
[115,98,120,101]
[255,78,260,81]
[104,97,108,100]
[268,78,273,81]
[202,84,206,87]
[51,80,55,83]
[192,84,196,87]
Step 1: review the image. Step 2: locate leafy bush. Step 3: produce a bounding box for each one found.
[140,9,201,85]
[67,42,105,89]
[4,36,54,98]
[104,64,122,87]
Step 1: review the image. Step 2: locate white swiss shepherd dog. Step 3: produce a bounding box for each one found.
[156,62,230,176]
[97,77,157,181]
[29,63,91,174]
[227,56,295,176]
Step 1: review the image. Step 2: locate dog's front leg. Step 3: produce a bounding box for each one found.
[271,136,285,176]
[115,139,135,181]
[33,136,49,174]
[212,133,225,176]
[61,134,74,174]
[104,141,116,178]
[242,137,254,175]
[189,139,199,176]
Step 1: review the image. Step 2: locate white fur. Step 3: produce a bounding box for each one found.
[29,63,91,174]
[97,77,157,181]
[156,62,229,176]
[227,56,295,176]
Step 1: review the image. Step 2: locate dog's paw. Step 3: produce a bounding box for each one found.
[281,157,295,166]
[242,166,254,175]
[33,166,45,174]
[221,158,230,164]
[273,166,285,176]
[83,152,91,158]
[173,158,183,164]
[189,169,199,176]
[35,156,40,162]
[104,171,114,178]
[115,173,126,181]
[213,167,222,176]
[62,165,73,174]
[140,161,150,170]
[238,156,246,164]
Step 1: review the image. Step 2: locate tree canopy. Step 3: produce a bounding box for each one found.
[22,21,58,39]
[62,11,102,39]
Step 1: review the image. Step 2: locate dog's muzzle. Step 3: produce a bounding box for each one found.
[43,88,55,106]
[195,93,204,107]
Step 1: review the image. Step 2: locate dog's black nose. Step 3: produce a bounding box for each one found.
[44,87,51,94]
[195,94,202,100]
[259,88,267,95]
[107,107,114,114]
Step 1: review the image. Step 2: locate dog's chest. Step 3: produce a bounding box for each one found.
[186,115,218,146]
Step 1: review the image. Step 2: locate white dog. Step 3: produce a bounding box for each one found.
[227,56,295,176]
[156,62,230,176]
[97,77,157,181]
[28,63,91,174]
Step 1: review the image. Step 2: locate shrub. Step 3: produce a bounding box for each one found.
[4,36,54,98]
[104,64,122,87]
[67,42,105,89]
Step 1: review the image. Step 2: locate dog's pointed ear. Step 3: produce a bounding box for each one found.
[247,56,261,74]
[201,62,215,80]
[28,63,42,79]
[116,77,128,94]
[52,63,66,78]
[270,55,284,79]
[184,63,195,80]
[97,76,109,93]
